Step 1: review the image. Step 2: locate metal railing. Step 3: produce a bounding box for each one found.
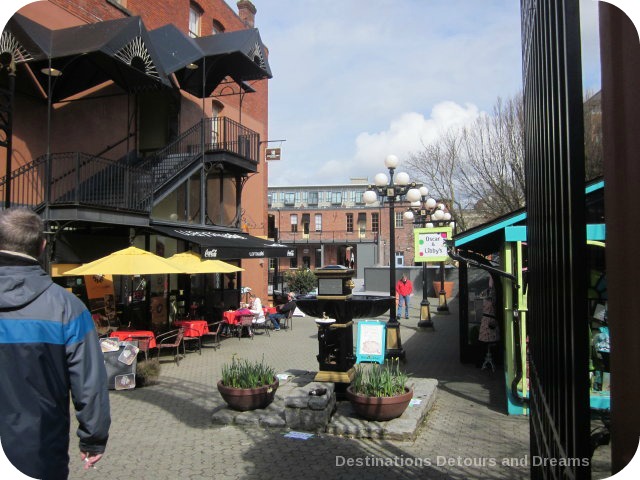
[0,116,260,214]
[0,152,153,212]
[277,229,379,244]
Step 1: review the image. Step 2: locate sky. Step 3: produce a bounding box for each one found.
[253,0,608,186]
[1,1,638,188]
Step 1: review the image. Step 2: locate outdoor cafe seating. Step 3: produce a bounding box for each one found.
[109,329,156,361]
[156,328,185,366]
[174,319,210,354]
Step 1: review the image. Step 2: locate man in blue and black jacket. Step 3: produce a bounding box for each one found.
[0,208,110,479]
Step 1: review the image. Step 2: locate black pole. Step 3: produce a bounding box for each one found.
[3,60,15,208]
[384,168,404,360]
[388,194,396,323]
[438,261,449,312]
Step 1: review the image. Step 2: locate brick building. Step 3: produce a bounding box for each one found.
[267,179,419,283]
[0,0,280,326]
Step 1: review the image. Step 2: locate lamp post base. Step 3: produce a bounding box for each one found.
[385,321,405,361]
[417,300,434,328]
[437,290,449,313]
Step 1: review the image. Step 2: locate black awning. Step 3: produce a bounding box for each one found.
[176,28,273,98]
[148,24,203,77]
[152,225,294,259]
[2,15,171,102]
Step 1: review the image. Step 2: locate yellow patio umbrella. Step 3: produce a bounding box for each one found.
[165,252,244,274]
[63,246,186,275]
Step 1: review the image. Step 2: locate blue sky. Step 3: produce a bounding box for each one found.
[1,1,637,187]
[252,0,605,186]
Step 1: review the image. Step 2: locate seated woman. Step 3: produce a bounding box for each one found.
[248,293,266,326]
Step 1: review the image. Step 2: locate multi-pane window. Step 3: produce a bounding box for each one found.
[289,257,298,269]
[355,191,363,204]
[372,213,379,233]
[309,192,318,205]
[395,211,404,228]
[346,213,354,233]
[189,3,201,38]
[301,191,308,203]
[284,193,294,205]
[315,214,322,232]
[331,191,342,204]
[290,214,298,232]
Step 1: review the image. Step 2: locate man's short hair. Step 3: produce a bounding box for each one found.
[0,208,44,258]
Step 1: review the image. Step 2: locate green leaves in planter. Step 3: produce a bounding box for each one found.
[351,359,409,397]
[221,355,276,389]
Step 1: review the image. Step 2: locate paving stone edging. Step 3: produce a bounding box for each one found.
[211,371,438,440]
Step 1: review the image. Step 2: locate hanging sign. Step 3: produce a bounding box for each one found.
[265,147,281,160]
[414,227,452,263]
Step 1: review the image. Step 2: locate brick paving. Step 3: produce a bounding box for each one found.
[67,294,538,479]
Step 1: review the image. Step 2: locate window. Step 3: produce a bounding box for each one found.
[212,20,225,34]
[189,3,202,38]
[302,256,311,268]
[301,191,308,203]
[289,257,298,268]
[302,213,310,235]
[267,193,272,206]
[315,249,322,268]
[295,191,301,203]
[346,213,354,233]
[357,212,366,236]
[290,214,298,233]
[355,191,363,204]
[395,212,404,228]
[284,192,294,205]
[372,213,379,233]
[331,191,342,204]
[309,192,318,205]
[315,214,322,232]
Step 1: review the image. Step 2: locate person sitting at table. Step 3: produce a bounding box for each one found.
[267,292,296,331]
[248,293,266,327]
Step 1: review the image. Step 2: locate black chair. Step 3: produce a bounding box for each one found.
[156,328,185,365]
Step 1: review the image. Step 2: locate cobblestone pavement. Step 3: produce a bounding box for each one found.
[68,295,536,480]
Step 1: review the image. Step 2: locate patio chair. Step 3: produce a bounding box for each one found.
[123,335,152,361]
[156,328,185,365]
[182,328,202,356]
[201,321,223,349]
[252,316,270,337]
[280,308,295,331]
[237,315,254,340]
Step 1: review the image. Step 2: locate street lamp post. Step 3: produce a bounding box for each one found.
[363,154,417,360]
[403,190,454,328]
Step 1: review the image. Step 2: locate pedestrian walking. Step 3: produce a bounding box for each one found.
[396,273,413,319]
[0,208,111,479]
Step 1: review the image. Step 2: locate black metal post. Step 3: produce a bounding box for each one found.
[384,168,404,360]
[437,261,449,312]
[418,260,433,327]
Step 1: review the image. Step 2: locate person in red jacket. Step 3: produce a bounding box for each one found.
[396,273,413,320]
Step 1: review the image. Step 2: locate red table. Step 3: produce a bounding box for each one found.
[110,330,157,348]
[222,309,253,325]
[174,320,209,337]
